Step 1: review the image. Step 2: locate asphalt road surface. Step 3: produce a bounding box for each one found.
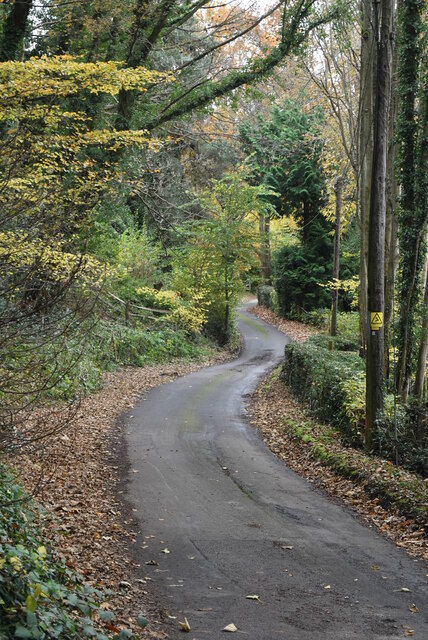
[125,302,428,639]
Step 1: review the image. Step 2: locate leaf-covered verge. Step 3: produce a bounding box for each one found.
[0,463,149,640]
[3,350,237,640]
[249,304,319,343]
[249,368,427,563]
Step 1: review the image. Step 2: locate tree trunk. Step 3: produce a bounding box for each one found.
[330,176,342,336]
[358,0,375,353]
[395,0,427,400]
[0,0,33,61]
[384,44,399,381]
[414,240,428,402]
[365,0,393,448]
[383,202,398,379]
[259,212,272,284]
[224,263,230,344]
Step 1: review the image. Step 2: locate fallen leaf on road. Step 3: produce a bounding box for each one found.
[145,560,158,566]
[404,629,414,636]
[400,588,411,592]
[222,623,238,632]
[179,617,190,632]
[246,595,260,601]
[324,585,331,590]
[281,545,293,550]
[119,581,131,588]
[409,604,419,613]
[162,548,170,554]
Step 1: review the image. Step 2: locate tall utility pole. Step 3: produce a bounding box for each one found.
[365,0,394,448]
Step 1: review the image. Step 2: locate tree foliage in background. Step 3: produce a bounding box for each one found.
[170,170,268,343]
[240,99,332,314]
[240,99,326,228]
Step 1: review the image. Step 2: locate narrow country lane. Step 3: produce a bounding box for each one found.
[125,302,428,639]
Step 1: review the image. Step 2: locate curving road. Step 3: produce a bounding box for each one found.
[125,302,428,639]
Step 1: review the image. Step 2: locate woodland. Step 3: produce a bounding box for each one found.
[0,1,427,639]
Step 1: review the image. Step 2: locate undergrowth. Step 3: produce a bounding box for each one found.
[0,465,147,639]
[41,319,223,401]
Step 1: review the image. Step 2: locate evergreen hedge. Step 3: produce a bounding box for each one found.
[282,337,428,475]
[282,337,365,443]
[257,285,275,309]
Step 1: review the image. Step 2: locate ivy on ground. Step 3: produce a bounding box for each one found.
[0,465,146,640]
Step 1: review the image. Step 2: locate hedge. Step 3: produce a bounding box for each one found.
[282,336,364,444]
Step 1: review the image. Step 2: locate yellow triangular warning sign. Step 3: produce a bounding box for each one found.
[370,312,383,330]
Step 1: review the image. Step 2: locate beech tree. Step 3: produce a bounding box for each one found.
[22,1,339,131]
[0,55,166,451]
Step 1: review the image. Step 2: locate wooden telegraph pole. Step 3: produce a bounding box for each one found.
[365,0,394,447]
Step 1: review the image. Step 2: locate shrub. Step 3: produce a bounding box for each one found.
[135,287,206,334]
[37,318,218,403]
[282,337,365,444]
[87,321,215,370]
[257,285,275,309]
[282,337,428,474]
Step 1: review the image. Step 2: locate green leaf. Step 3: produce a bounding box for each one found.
[14,626,33,639]
[99,610,115,622]
[25,595,37,613]
[137,613,148,629]
[66,594,79,607]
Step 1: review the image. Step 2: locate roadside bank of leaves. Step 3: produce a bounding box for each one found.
[249,369,427,563]
[249,305,318,342]
[0,464,148,640]
[8,346,237,640]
